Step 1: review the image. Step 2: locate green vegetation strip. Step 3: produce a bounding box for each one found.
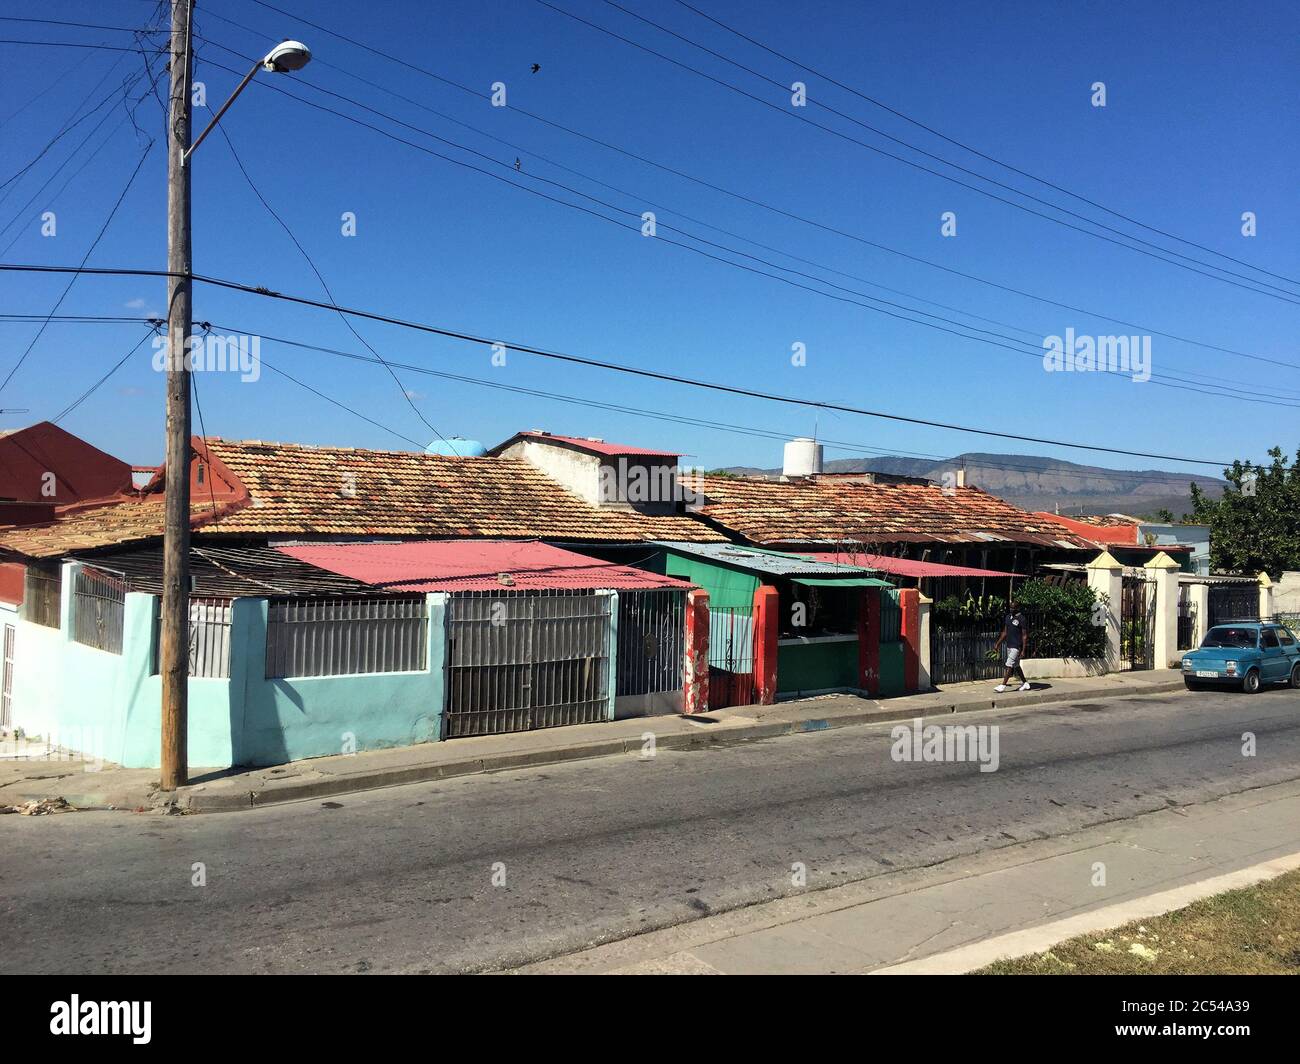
[978,868,1300,975]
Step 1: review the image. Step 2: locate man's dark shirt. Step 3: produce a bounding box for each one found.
[1004,610,1026,651]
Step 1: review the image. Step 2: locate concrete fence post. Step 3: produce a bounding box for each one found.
[683,588,709,713]
[603,590,619,721]
[899,588,920,692]
[1145,552,1181,669]
[916,593,932,691]
[858,587,881,696]
[1259,572,1274,621]
[1086,551,1124,673]
[753,584,780,705]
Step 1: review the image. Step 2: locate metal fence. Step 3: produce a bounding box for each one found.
[444,590,612,737]
[708,604,756,708]
[1207,582,1259,627]
[150,598,234,678]
[931,619,1004,685]
[616,588,686,697]
[265,596,428,678]
[71,566,126,654]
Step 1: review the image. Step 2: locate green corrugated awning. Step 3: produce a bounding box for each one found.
[792,576,894,588]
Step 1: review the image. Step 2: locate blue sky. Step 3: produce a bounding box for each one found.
[0,0,1296,483]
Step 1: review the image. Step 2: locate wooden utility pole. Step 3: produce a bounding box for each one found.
[160,0,193,791]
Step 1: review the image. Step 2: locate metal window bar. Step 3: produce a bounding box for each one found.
[71,566,126,654]
[879,588,902,643]
[443,589,612,738]
[265,596,428,678]
[616,588,686,697]
[23,566,61,629]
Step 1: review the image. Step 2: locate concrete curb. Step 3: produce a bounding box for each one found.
[177,677,1186,813]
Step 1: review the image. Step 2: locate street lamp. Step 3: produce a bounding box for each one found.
[183,40,312,161]
[160,1,310,791]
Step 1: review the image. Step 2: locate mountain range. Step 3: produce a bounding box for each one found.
[717,452,1226,519]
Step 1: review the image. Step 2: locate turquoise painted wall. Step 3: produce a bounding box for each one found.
[777,638,857,694]
[662,551,759,609]
[11,579,629,771]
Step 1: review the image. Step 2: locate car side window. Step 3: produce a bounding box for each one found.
[1278,627,1297,647]
[1262,628,1280,648]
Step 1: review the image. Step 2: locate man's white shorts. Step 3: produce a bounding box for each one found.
[1005,648,1021,668]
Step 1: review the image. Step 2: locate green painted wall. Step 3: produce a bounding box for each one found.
[662,550,759,609]
[777,638,857,694]
[878,641,906,697]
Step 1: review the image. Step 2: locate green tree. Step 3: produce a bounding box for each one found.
[1189,446,1300,578]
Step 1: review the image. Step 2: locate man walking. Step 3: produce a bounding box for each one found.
[993,600,1031,693]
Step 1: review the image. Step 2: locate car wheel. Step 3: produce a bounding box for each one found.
[1290,663,1300,689]
[1183,678,1202,691]
[1242,668,1261,694]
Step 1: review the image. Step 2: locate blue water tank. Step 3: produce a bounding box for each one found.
[424,437,487,457]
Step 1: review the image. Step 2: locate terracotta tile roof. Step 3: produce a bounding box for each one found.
[0,500,221,559]
[687,475,1094,549]
[199,439,722,542]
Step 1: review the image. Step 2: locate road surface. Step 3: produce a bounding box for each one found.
[1,687,1298,973]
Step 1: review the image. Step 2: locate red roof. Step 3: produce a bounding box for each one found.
[508,431,683,458]
[799,551,1016,579]
[1034,512,1139,545]
[275,540,694,592]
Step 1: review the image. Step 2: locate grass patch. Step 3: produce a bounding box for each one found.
[978,867,1300,975]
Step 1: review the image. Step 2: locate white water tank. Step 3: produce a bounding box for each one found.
[782,437,823,478]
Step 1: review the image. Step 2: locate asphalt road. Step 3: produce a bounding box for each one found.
[2,687,1299,973]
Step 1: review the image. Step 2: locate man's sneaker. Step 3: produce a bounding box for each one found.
[1018,682,1031,691]
[994,684,1008,693]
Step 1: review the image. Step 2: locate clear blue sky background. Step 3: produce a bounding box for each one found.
[1,0,1296,484]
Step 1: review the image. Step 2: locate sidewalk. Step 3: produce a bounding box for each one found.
[0,669,1185,814]
[514,779,1300,974]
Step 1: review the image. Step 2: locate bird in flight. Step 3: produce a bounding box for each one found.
[531,63,541,74]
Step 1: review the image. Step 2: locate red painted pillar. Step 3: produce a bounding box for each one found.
[900,588,920,693]
[683,588,710,713]
[753,584,780,705]
[859,587,880,695]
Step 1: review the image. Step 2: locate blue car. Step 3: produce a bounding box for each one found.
[1181,621,1300,693]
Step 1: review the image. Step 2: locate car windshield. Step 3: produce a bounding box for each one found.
[1201,627,1258,649]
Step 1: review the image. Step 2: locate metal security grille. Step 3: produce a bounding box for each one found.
[23,565,61,629]
[444,590,611,737]
[880,588,902,643]
[1177,586,1198,651]
[266,597,428,678]
[188,598,232,678]
[1208,583,1259,627]
[1120,574,1156,670]
[1,623,13,729]
[616,589,686,697]
[707,605,755,708]
[72,566,125,654]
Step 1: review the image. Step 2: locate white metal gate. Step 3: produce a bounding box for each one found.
[1,623,13,729]
[443,591,612,737]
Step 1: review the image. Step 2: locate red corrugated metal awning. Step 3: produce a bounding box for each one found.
[275,540,693,592]
[799,551,1016,579]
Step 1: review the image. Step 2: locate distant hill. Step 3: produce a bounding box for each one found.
[717,452,1226,519]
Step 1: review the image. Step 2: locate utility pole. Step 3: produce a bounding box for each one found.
[160,0,193,791]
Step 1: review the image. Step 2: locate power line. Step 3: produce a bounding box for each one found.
[221,324,1226,487]
[0,261,1231,466]
[0,141,154,398]
[52,325,157,423]
[185,45,1300,404]
[564,0,1300,303]
[204,108,451,449]
[227,0,1287,367]
[669,0,1300,291]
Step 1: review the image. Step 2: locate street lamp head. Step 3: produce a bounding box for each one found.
[262,40,312,73]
